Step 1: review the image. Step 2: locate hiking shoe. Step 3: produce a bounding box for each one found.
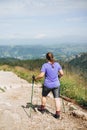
[38,107,45,114]
[53,114,60,119]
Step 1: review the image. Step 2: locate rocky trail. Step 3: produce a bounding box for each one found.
[0,71,87,130]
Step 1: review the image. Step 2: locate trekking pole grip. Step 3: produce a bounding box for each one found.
[32,75,35,83]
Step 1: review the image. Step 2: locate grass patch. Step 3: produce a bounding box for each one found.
[0,87,5,92]
[60,71,87,107]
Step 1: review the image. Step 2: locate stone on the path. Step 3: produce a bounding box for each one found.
[72,110,87,120]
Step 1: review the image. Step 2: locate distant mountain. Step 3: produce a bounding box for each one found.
[0,43,87,61]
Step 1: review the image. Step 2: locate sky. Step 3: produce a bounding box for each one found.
[0,0,87,45]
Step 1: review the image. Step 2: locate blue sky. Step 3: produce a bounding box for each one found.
[0,0,87,45]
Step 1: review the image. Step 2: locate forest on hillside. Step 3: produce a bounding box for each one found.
[69,53,87,80]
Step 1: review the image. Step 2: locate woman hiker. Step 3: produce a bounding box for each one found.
[34,52,64,119]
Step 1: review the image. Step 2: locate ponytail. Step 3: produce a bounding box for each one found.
[46,52,54,63]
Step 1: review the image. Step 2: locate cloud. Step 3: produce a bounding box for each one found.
[0,0,26,17]
[0,0,87,42]
[34,33,46,39]
[66,17,87,22]
[0,0,87,17]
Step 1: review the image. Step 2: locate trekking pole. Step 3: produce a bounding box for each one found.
[62,97,65,113]
[30,75,35,117]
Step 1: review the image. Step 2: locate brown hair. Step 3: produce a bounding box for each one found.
[46,52,54,63]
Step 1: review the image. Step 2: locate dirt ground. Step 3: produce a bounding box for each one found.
[0,71,87,130]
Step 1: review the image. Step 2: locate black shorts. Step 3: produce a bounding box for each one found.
[42,85,60,98]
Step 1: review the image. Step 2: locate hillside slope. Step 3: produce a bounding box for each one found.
[69,53,87,71]
[0,71,87,130]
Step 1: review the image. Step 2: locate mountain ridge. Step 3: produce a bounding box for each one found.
[0,43,87,61]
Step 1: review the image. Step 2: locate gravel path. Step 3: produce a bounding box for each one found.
[0,71,87,130]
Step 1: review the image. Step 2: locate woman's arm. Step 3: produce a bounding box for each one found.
[35,72,45,80]
[58,69,64,78]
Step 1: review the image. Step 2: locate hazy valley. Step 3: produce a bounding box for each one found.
[0,43,87,61]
